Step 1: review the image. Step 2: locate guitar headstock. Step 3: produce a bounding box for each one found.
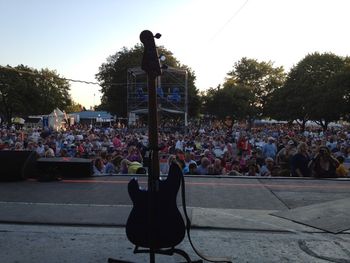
[140,30,162,79]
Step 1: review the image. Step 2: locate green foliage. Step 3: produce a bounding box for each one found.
[96,45,143,117]
[202,57,285,121]
[268,52,350,129]
[96,44,200,117]
[202,84,253,120]
[65,101,84,113]
[0,65,72,124]
[226,57,286,118]
[326,66,350,121]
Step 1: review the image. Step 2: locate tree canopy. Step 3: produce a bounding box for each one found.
[202,57,286,122]
[0,65,72,124]
[1,51,349,130]
[267,52,350,130]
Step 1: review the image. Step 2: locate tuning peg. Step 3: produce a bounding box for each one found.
[159,54,166,62]
[154,33,161,39]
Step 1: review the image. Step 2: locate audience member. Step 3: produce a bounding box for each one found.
[309,146,339,178]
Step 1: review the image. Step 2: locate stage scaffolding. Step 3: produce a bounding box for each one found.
[127,66,188,128]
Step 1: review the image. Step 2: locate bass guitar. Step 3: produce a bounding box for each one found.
[125,30,186,253]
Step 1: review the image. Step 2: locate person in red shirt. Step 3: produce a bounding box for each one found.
[112,134,122,149]
[237,135,251,155]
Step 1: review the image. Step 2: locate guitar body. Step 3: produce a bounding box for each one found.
[126,163,185,249]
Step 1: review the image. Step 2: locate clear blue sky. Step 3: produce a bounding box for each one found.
[1,0,349,108]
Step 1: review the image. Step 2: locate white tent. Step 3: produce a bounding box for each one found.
[12,117,25,125]
[48,108,66,131]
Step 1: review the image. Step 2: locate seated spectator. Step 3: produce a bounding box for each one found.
[245,164,260,176]
[76,142,85,156]
[238,154,248,173]
[120,159,143,174]
[196,157,210,175]
[111,155,124,174]
[186,162,198,175]
[68,144,77,157]
[59,148,69,157]
[207,165,215,175]
[252,148,265,167]
[228,160,243,176]
[291,142,311,177]
[246,156,261,174]
[262,137,277,159]
[26,141,36,151]
[120,159,129,174]
[309,146,339,178]
[93,157,105,176]
[44,144,55,157]
[203,149,214,163]
[209,158,226,175]
[184,152,197,169]
[213,145,225,158]
[260,157,277,176]
[104,154,116,174]
[36,141,45,156]
[276,140,296,176]
[126,146,143,163]
[112,134,122,149]
[14,142,23,151]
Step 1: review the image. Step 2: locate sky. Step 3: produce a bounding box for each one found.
[1,0,349,109]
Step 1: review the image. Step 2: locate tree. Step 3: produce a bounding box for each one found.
[0,65,72,124]
[326,66,350,122]
[36,68,72,114]
[201,86,226,118]
[0,67,20,124]
[266,83,310,130]
[65,101,84,113]
[268,52,349,130]
[96,44,200,118]
[200,81,254,125]
[225,57,286,120]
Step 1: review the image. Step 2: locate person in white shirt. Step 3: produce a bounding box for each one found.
[36,141,45,156]
[175,136,184,151]
[44,144,55,157]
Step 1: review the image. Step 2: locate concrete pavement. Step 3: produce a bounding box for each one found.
[0,176,350,262]
[1,223,350,263]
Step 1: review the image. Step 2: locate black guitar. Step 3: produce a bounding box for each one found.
[125,30,185,250]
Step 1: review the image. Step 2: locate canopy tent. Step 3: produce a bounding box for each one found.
[11,117,25,125]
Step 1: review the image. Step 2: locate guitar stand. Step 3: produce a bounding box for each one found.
[107,246,203,263]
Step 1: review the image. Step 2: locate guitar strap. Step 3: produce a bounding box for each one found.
[180,172,233,263]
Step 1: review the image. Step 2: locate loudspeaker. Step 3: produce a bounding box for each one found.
[0,150,37,181]
[36,157,93,178]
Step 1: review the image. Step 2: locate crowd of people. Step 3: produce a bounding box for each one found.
[0,119,349,178]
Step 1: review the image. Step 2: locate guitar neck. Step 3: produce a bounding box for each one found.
[139,29,162,192]
[148,75,160,190]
